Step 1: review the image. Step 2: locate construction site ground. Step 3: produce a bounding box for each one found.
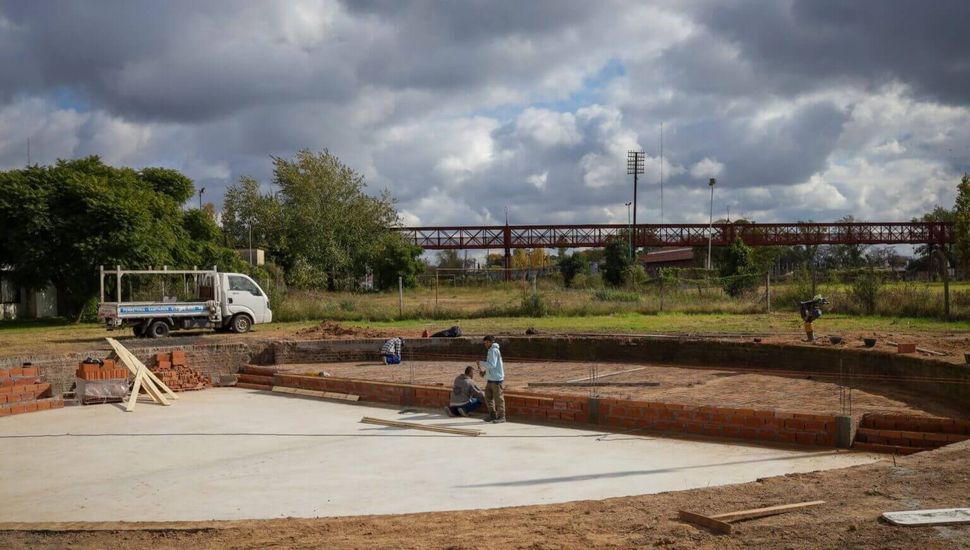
[4,313,970,363]
[282,360,970,420]
[0,403,967,549]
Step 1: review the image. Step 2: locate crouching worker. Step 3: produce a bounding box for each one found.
[380,337,404,365]
[445,366,485,417]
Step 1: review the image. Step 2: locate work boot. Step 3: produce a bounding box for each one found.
[443,406,455,417]
[483,413,495,422]
[491,417,506,424]
[457,408,469,417]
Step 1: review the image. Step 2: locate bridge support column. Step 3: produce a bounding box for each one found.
[503,224,512,281]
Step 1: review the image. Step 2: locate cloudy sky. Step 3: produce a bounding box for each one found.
[2,0,969,227]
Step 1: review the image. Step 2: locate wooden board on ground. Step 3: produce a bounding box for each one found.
[677,511,732,534]
[360,416,482,436]
[882,508,970,527]
[566,366,651,383]
[528,381,660,388]
[679,500,825,534]
[710,500,825,522]
[272,386,360,401]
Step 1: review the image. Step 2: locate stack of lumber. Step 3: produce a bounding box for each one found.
[0,365,64,416]
[76,359,128,380]
[151,351,211,392]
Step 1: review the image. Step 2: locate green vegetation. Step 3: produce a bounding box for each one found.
[0,157,240,319]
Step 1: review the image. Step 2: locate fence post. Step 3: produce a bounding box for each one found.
[659,275,664,312]
[765,271,771,313]
[435,269,439,312]
[398,276,404,318]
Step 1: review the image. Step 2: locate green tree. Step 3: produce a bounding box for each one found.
[436,249,473,270]
[0,157,237,319]
[372,234,425,290]
[720,237,758,297]
[851,268,883,315]
[275,150,399,289]
[954,174,970,277]
[602,236,631,287]
[558,252,584,288]
[909,206,955,274]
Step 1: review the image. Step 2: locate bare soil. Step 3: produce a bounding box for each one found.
[285,360,969,419]
[1,440,967,549]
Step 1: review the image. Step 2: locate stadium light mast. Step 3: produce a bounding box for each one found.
[627,149,645,228]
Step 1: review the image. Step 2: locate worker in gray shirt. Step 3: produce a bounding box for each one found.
[444,366,485,417]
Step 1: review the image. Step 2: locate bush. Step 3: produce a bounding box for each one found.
[851,270,883,315]
[519,292,548,317]
[592,288,640,302]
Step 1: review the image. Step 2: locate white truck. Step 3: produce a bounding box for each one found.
[97,266,272,338]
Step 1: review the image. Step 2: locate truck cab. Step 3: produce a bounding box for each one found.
[97,267,272,338]
[222,272,273,332]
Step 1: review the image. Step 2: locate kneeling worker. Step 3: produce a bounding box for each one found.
[380,337,404,365]
[445,366,485,417]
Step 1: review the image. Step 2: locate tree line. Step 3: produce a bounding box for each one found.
[0,150,424,320]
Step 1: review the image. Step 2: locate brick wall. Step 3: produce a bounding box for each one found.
[271,374,838,448]
[277,336,970,412]
[3,334,967,412]
[0,342,261,395]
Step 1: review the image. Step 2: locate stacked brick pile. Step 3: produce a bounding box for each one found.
[76,359,128,380]
[151,350,211,391]
[0,364,64,417]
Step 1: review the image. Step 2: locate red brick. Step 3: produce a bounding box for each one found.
[21,366,38,377]
[783,419,806,431]
[795,432,818,445]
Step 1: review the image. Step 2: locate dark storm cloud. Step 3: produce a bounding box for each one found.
[694,0,970,105]
[0,1,967,228]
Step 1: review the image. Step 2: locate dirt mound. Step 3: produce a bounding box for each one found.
[295,320,384,339]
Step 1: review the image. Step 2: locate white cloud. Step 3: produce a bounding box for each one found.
[689,157,724,179]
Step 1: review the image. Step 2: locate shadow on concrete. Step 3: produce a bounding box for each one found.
[456,451,849,488]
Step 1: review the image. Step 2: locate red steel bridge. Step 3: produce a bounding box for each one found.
[399,221,953,251]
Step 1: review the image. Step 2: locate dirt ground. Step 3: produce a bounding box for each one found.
[1,440,967,549]
[282,360,969,419]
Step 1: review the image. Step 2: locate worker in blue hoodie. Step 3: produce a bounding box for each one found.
[477,335,506,423]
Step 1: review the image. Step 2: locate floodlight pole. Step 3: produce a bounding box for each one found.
[625,202,632,260]
[707,178,716,270]
[627,150,645,247]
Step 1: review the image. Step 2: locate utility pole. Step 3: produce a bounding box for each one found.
[660,123,664,224]
[26,138,30,166]
[707,178,716,270]
[198,187,206,210]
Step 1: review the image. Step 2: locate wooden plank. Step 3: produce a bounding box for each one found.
[882,508,970,527]
[678,510,732,534]
[566,366,651,383]
[125,367,146,412]
[528,381,659,388]
[360,417,482,436]
[106,338,178,400]
[711,500,825,522]
[272,386,360,401]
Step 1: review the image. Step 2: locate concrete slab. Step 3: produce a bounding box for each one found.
[0,389,879,522]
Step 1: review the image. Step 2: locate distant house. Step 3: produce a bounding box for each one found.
[0,270,58,320]
[642,248,695,272]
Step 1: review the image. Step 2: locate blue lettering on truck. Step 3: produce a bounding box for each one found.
[119,305,208,315]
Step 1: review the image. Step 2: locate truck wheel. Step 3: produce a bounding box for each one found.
[147,320,170,338]
[230,314,252,334]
